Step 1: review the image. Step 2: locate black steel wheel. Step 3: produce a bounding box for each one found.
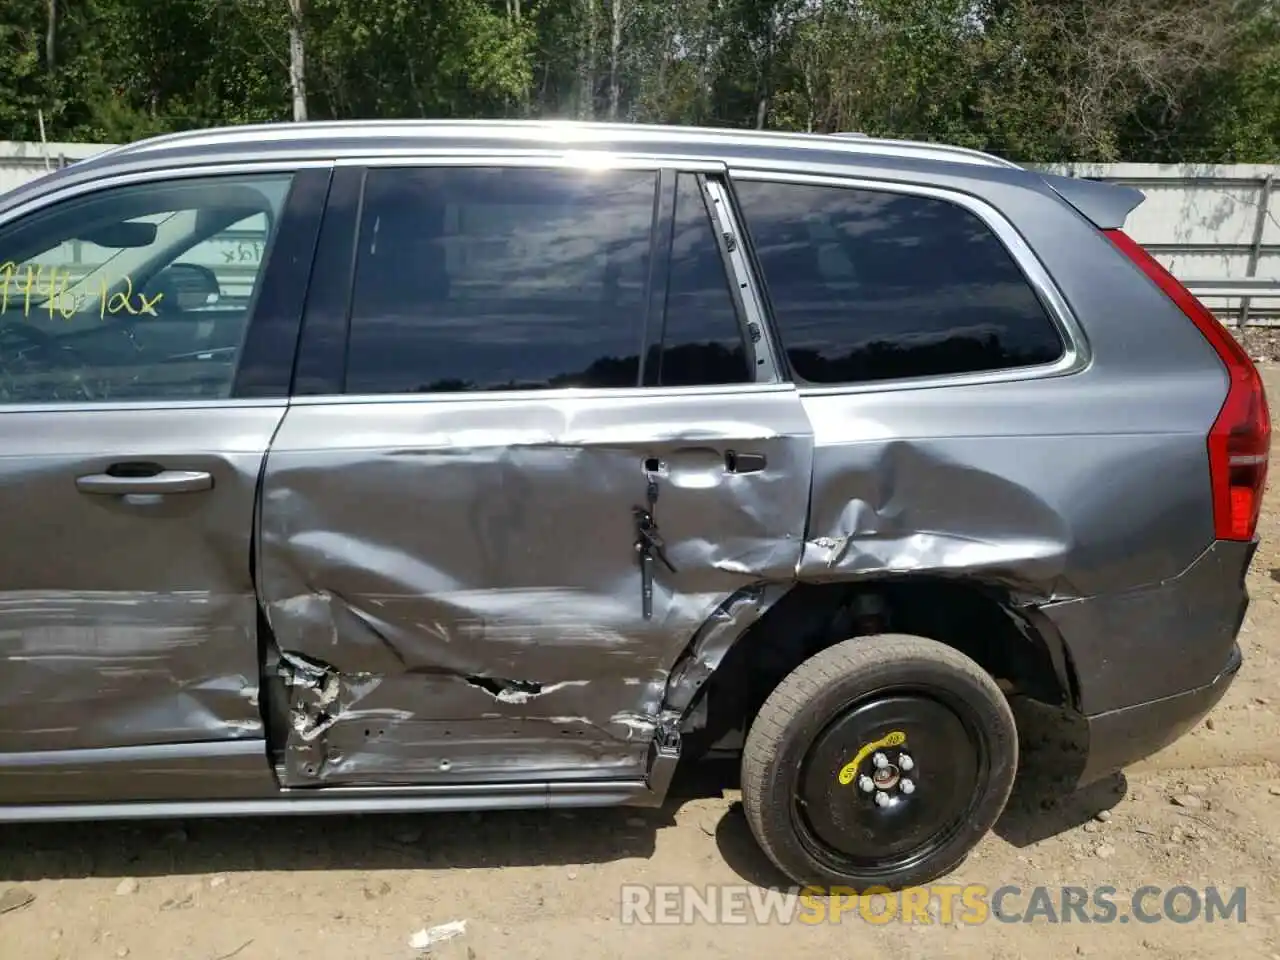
[741,634,1018,891]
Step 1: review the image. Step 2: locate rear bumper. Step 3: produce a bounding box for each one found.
[1075,642,1241,786]
[1038,537,1256,787]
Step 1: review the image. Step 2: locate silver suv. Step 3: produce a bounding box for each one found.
[0,121,1266,891]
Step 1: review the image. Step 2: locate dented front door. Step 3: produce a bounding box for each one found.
[257,159,814,788]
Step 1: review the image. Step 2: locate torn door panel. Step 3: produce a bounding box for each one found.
[278,647,669,783]
[265,585,667,680]
[257,391,812,787]
[0,590,262,753]
[797,391,1216,601]
[662,583,791,715]
[293,718,649,785]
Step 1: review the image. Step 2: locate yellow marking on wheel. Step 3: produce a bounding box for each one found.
[837,730,906,786]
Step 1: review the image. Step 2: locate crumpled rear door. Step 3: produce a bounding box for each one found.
[256,160,814,789]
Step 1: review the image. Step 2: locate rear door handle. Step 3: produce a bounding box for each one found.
[76,469,213,495]
[725,451,767,474]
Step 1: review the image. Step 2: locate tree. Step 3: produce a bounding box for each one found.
[287,0,307,121]
[0,0,1272,163]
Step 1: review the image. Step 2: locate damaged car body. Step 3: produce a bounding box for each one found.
[0,121,1265,890]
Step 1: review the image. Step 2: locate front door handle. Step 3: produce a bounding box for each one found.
[725,451,767,474]
[76,469,213,495]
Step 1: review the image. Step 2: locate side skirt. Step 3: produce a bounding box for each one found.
[0,740,278,805]
[0,782,657,823]
[0,740,675,822]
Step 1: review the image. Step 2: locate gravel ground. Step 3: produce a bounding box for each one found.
[2,367,1280,960]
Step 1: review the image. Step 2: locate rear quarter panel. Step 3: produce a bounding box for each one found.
[769,169,1229,713]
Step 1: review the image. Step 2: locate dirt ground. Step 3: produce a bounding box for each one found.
[4,365,1280,960]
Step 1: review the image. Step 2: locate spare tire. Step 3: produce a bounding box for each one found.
[740,633,1018,891]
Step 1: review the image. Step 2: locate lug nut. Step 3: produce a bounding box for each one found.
[899,754,914,772]
[857,775,875,793]
[872,752,889,769]
[900,778,915,794]
[874,791,891,807]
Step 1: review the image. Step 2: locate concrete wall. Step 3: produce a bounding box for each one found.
[1043,163,1280,324]
[0,140,116,194]
[2,141,1278,322]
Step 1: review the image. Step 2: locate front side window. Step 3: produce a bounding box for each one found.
[345,166,657,394]
[733,179,1066,385]
[0,173,292,404]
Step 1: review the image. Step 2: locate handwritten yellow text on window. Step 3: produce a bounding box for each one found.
[0,262,163,320]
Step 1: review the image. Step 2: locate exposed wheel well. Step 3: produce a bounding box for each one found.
[675,578,1075,760]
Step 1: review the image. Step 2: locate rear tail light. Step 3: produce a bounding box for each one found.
[1106,229,1270,541]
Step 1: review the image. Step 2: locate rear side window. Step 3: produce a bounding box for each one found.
[345,167,655,394]
[733,180,1065,385]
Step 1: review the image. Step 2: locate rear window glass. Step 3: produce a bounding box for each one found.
[345,166,656,394]
[733,180,1066,384]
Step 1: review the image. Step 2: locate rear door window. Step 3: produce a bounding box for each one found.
[645,174,752,387]
[344,166,657,394]
[732,179,1066,385]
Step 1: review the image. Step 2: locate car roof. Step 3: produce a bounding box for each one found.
[3,120,1152,231]
[0,120,1042,213]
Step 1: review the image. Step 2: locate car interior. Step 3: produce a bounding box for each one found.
[0,180,281,403]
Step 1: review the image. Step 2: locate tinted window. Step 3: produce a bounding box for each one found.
[734,180,1065,384]
[0,173,292,404]
[345,167,656,394]
[646,175,750,387]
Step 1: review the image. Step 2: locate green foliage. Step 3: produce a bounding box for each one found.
[3,0,1277,161]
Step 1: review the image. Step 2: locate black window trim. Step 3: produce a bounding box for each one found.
[0,159,331,413]
[233,165,332,398]
[725,168,1091,395]
[290,153,793,404]
[638,167,676,388]
[290,165,364,397]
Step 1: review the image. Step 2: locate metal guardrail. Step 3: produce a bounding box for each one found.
[1052,166,1280,329]
[1184,279,1280,299]
[1185,278,1280,328]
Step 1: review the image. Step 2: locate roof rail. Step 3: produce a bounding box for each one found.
[84,119,1026,172]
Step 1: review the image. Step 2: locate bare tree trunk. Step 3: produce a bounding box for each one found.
[513,0,521,21]
[578,0,597,120]
[697,11,714,123]
[754,7,781,131]
[608,0,623,120]
[45,0,56,71]
[287,0,308,122]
